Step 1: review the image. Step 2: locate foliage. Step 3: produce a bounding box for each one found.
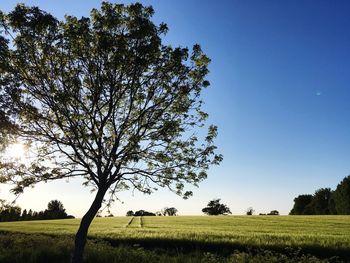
[246,207,255,216]
[267,210,279,215]
[126,210,134,216]
[309,188,333,215]
[45,200,69,219]
[0,1,221,202]
[202,199,231,215]
[0,200,73,222]
[290,195,313,215]
[0,32,18,150]
[290,176,350,215]
[0,203,21,222]
[134,210,156,216]
[161,207,178,216]
[333,175,350,215]
[0,2,221,260]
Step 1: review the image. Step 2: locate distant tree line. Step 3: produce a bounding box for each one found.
[290,175,350,215]
[0,200,74,222]
[126,207,179,216]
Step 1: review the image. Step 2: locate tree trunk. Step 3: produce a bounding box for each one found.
[72,186,108,263]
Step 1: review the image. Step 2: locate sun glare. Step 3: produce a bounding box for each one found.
[7,143,26,159]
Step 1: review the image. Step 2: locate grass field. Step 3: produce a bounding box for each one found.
[0,216,349,262]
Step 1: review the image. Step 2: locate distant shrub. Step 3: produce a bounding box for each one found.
[267,210,279,215]
[133,210,156,216]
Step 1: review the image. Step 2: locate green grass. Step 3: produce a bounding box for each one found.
[0,216,349,262]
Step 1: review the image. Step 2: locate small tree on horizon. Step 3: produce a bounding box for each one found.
[0,3,222,262]
[161,207,178,216]
[202,199,231,215]
[267,210,279,215]
[246,207,254,215]
[126,210,134,216]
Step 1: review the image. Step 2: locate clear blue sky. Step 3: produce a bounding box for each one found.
[1,0,350,216]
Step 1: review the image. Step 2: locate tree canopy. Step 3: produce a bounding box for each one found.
[289,194,313,215]
[333,175,350,214]
[161,206,178,216]
[126,210,134,216]
[246,207,255,216]
[46,200,68,219]
[0,199,73,221]
[0,2,221,262]
[202,199,231,215]
[289,176,350,215]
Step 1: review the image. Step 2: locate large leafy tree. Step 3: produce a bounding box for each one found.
[0,2,222,262]
[309,188,333,215]
[289,194,313,215]
[334,175,350,214]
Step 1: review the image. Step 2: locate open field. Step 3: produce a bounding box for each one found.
[0,216,349,262]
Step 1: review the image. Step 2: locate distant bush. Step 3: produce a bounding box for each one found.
[134,210,156,216]
[268,210,279,215]
[259,210,279,215]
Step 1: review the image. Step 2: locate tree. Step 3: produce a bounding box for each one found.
[289,194,313,215]
[309,188,332,215]
[0,3,221,262]
[126,210,134,216]
[328,194,337,215]
[267,210,279,215]
[21,209,27,220]
[333,175,350,214]
[0,202,21,222]
[246,207,254,215]
[27,209,33,220]
[161,207,178,216]
[45,200,68,219]
[155,211,162,216]
[32,211,38,220]
[134,210,155,216]
[0,33,18,151]
[202,199,231,215]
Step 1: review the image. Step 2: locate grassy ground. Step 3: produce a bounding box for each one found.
[0,216,349,262]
